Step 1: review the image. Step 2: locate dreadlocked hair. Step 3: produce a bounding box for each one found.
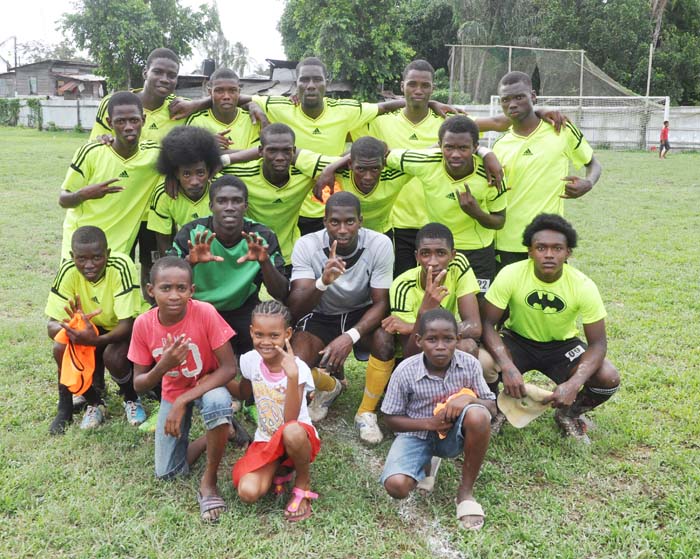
[251,300,293,328]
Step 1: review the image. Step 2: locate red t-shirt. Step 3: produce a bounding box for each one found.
[128,299,235,402]
[660,127,669,141]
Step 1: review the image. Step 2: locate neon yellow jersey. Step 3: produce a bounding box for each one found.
[390,253,479,323]
[492,120,594,253]
[217,149,328,262]
[386,149,507,250]
[185,107,261,149]
[60,141,161,258]
[355,109,444,229]
[317,162,411,233]
[251,95,379,218]
[45,252,145,331]
[147,182,212,234]
[485,259,606,342]
[90,90,186,144]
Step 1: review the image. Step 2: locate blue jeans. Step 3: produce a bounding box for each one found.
[154,386,232,479]
[380,404,488,484]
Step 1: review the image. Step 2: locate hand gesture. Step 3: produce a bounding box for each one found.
[236,231,269,264]
[61,295,102,345]
[381,315,413,336]
[482,152,505,188]
[428,100,467,118]
[502,366,526,399]
[276,338,300,380]
[421,266,449,310]
[318,333,354,375]
[560,176,593,199]
[313,171,340,202]
[159,333,191,371]
[455,183,482,217]
[79,178,123,201]
[215,129,233,149]
[168,97,197,120]
[95,134,114,146]
[320,240,345,286]
[247,103,269,127]
[541,381,578,409]
[187,230,224,265]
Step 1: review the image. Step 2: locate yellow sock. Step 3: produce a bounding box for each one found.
[311,367,337,392]
[357,356,395,415]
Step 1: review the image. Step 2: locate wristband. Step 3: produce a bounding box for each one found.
[315,277,329,291]
[220,153,231,166]
[476,146,492,158]
[345,328,361,345]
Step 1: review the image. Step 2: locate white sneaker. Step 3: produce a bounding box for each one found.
[308,377,343,422]
[355,412,383,444]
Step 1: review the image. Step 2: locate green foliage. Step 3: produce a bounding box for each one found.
[398,0,458,71]
[279,0,414,100]
[61,0,215,89]
[17,39,86,65]
[46,121,59,132]
[199,2,250,75]
[25,98,43,130]
[0,98,20,126]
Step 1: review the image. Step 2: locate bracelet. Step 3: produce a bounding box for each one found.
[220,153,231,166]
[315,277,329,291]
[345,327,361,345]
[476,146,492,158]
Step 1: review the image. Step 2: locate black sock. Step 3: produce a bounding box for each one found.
[487,381,500,397]
[83,386,102,406]
[567,385,619,417]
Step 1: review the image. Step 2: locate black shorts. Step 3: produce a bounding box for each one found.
[392,227,419,278]
[457,243,497,293]
[495,250,528,272]
[660,140,670,151]
[297,216,325,237]
[217,297,259,356]
[501,329,587,385]
[129,221,158,268]
[295,306,370,347]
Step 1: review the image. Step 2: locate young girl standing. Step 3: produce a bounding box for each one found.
[231,301,321,521]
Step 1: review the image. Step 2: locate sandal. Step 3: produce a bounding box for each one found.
[271,472,294,496]
[456,499,485,531]
[285,487,318,522]
[197,491,227,523]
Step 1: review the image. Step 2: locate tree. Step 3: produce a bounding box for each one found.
[17,40,84,65]
[398,0,458,72]
[62,0,215,89]
[279,0,414,100]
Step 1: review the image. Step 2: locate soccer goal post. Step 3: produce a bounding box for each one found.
[487,95,670,150]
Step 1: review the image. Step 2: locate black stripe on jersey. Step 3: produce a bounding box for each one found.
[290,168,303,176]
[51,260,78,297]
[327,98,362,108]
[94,95,111,129]
[221,165,260,178]
[140,140,160,152]
[313,155,330,177]
[265,97,292,107]
[400,152,442,164]
[107,256,139,295]
[391,279,417,312]
[566,122,584,149]
[475,161,488,181]
[73,142,103,173]
[149,185,169,216]
[184,109,209,125]
[70,163,85,177]
[379,168,405,181]
[448,253,472,281]
[338,169,351,179]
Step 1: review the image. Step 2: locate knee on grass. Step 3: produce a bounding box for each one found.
[384,474,416,499]
[237,476,266,504]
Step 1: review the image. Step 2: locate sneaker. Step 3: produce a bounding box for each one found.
[416,457,442,492]
[231,398,242,414]
[490,411,507,436]
[80,405,104,430]
[308,378,343,422]
[72,394,87,411]
[124,398,147,426]
[355,412,383,444]
[554,409,591,444]
[138,403,159,433]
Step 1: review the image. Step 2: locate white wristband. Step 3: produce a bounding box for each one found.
[315,277,329,291]
[345,328,361,345]
[476,146,492,158]
[220,153,231,166]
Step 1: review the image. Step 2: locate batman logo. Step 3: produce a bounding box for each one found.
[526,290,566,313]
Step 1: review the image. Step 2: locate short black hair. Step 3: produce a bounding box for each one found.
[350,136,386,161]
[663,120,669,125]
[403,59,435,80]
[107,91,143,118]
[210,174,248,201]
[438,115,479,145]
[157,127,221,180]
[325,191,361,218]
[417,308,458,336]
[296,57,327,78]
[146,48,180,69]
[415,223,454,250]
[150,255,192,284]
[522,213,578,249]
[260,123,295,146]
[71,226,107,251]
[251,300,293,328]
[499,70,532,90]
[209,67,239,83]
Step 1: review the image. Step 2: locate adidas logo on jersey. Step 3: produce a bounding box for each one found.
[91,296,99,304]
[523,148,533,156]
[409,133,418,141]
[149,123,158,129]
[118,170,129,178]
[273,198,283,204]
[446,192,456,200]
[312,128,322,135]
[192,212,199,219]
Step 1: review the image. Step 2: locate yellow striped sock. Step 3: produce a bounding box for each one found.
[311,367,337,391]
[357,356,395,415]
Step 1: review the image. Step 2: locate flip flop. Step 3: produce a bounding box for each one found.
[271,472,294,496]
[456,499,485,531]
[416,457,442,493]
[285,487,318,522]
[197,491,227,523]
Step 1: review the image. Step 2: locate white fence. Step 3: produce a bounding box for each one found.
[7,98,700,150]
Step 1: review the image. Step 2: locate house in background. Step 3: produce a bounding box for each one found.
[0,59,106,99]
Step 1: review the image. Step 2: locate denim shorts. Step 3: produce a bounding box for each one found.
[154,386,232,479]
[380,403,489,485]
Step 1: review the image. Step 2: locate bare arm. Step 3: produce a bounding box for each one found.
[456,185,506,230]
[155,233,173,258]
[481,300,526,399]
[561,155,602,199]
[59,178,123,209]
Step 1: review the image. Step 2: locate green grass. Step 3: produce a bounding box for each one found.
[1,126,699,558]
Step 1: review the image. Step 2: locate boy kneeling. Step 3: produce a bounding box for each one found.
[380,308,496,531]
[129,257,237,523]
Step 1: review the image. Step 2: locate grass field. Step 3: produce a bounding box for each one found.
[1,126,699,559]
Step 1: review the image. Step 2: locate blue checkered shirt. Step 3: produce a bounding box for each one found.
[381,350,495,439]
